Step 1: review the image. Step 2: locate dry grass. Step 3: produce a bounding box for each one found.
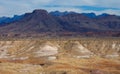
[0,39,119,74]
[0,63,43,74]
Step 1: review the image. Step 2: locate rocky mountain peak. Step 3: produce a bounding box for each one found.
[32,9,48,15]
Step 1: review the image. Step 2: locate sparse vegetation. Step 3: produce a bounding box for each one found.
[0,38,119,74]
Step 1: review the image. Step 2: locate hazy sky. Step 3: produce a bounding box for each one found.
[0,0,120,17]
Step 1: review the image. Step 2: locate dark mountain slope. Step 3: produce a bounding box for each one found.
[0,15,24,25]
[0,10,64,34]
[0,9,120,38]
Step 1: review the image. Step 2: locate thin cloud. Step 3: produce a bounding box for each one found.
[0,0,120,16]
[43,5,120,11]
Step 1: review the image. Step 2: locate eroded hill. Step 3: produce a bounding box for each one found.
[0,38,120,74]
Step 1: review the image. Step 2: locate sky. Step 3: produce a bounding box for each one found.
[0,0,120,17]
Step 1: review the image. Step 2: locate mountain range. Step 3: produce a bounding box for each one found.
[0,9,120,38]
[0,15,24,25]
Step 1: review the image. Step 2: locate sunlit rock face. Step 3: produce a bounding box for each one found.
[34,42,59,61]
[35,45,58,57]
[65,41,93,58]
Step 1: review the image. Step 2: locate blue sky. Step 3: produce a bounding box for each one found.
[0,0,120,17]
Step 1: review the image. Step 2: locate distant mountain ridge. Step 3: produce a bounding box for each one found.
[0,15,24,25]
[0,11,117,25]
[50,11,112,18]
[0,9,120,38]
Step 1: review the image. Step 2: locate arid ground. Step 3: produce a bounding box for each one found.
[0,38,119,74]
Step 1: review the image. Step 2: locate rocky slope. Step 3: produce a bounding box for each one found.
[0,9,120,38]
[0,38,120,74]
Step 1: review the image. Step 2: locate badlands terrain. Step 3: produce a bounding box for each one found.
[0,9,119,74]
[0,38,119,74]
